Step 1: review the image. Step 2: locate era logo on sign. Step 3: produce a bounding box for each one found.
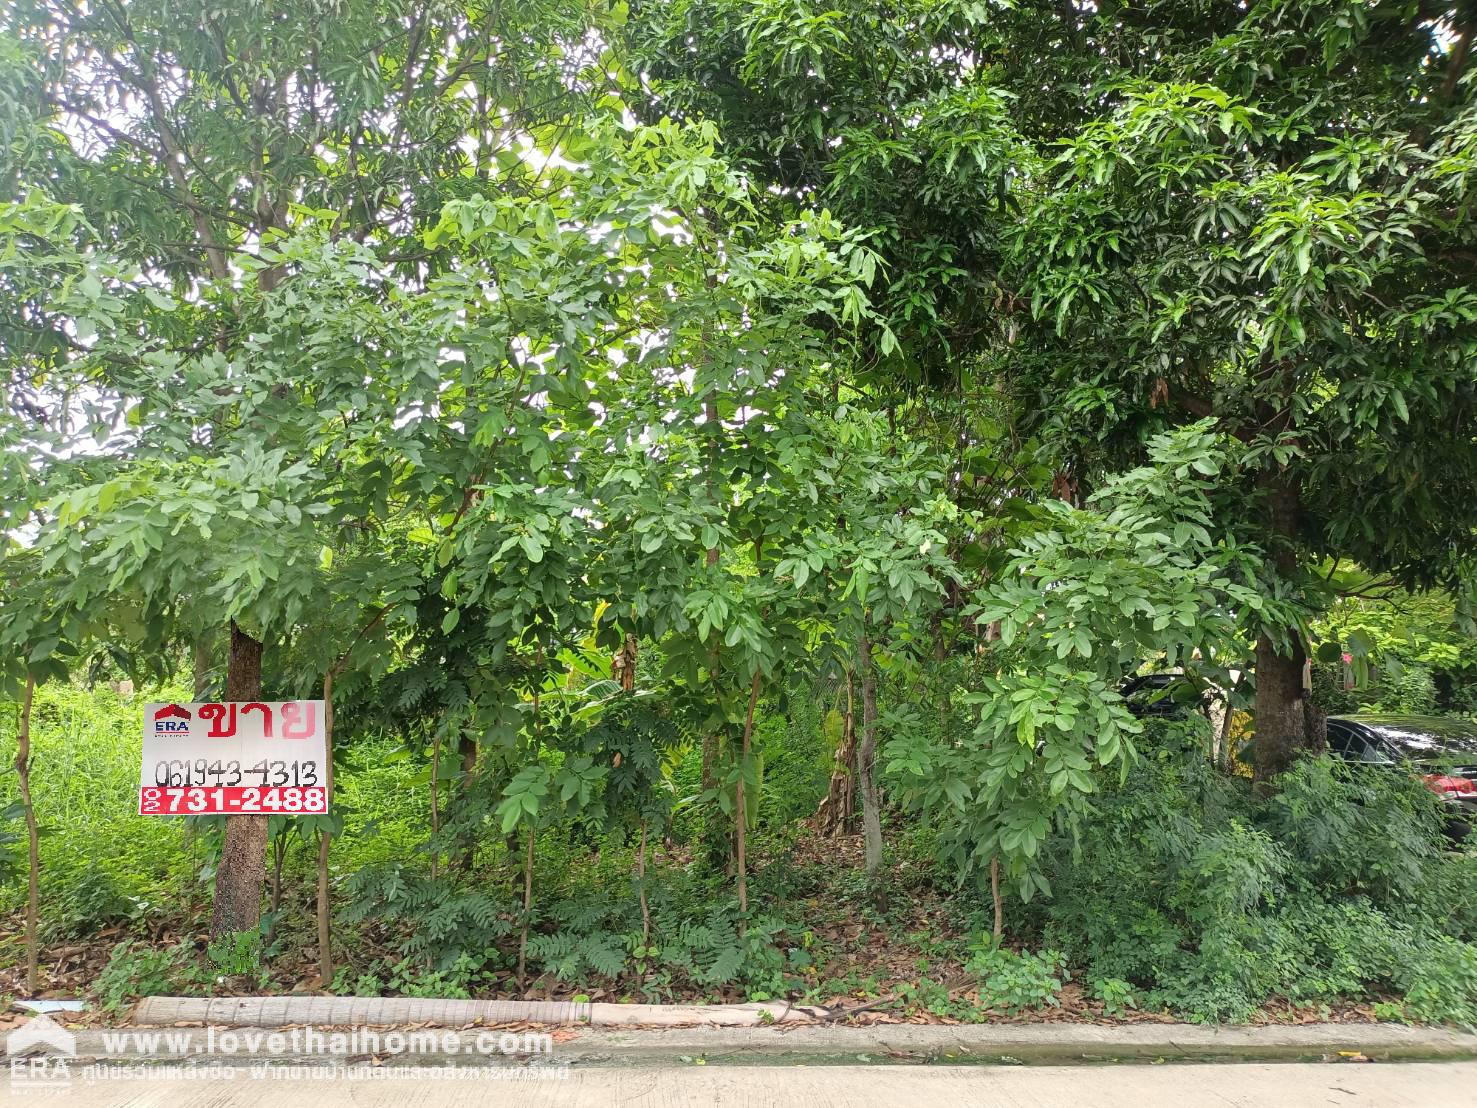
[152,703,192,734]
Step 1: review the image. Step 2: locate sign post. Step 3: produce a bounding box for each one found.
[139,701,328,816]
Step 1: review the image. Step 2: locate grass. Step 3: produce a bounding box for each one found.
[0,683,437,953]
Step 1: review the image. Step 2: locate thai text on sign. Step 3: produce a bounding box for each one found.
[139,701,327,815]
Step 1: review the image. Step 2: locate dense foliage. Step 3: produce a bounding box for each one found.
[3,0,1476,1025]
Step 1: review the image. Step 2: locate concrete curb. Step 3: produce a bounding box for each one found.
[101,999,1477,1067]
[59,1022,1477,1068]
[132,995,827,1028]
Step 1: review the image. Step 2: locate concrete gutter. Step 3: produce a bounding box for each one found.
[107,998,1477,1067]
[554,1022,1477,1066]
[57,1022,1477,1067]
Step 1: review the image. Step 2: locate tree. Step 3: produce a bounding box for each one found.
[630,0,1025,390]
[633,1,1477,782]
[998,2,1477,779]
[0,0,609,935]
[5,0,894,949]
[888,424,1263,928]
[773,404,960,869]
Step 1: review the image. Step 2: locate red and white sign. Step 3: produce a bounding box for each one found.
[139,701,327,816]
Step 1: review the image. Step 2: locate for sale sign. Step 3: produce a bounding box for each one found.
[139,701,327,816]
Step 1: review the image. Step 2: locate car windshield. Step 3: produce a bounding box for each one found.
[1354,717,1477,760]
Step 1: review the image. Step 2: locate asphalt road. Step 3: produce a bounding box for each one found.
[4,1062,1473,1107]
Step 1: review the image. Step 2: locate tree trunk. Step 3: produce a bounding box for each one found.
[735,669,762,935]
[456,732,477,873]
[701,391,722,795]
[268,830,287,922]
[701,732,718,790]
[192,636,214,700]
[1253,635,1310,783]
[815,669,858,836]
[17,675,40,993]
[429,728,441,881]
[183,637,212,919]
[517,828,535,991]
[989,856,1003,943]
[211,623,268,938]
[316,670,336,984]
[1252,470,1320,785]
[637,820,651,947]
[1214,689,1236,773]
[857,632,884,873]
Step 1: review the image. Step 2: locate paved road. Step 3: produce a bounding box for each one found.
[4,1062,1472,1107]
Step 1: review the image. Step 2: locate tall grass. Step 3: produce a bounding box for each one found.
[0,682,438,951]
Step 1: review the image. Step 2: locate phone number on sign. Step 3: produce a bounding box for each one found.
[139,786,326,815]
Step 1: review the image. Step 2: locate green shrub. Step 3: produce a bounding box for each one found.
[1,683,193,928]
[205,928,278,988]
[1260,757,1444,904]
[529,892,795,1000]
[1368,663,1438,714]
[966,945,1068,1014]
[1090,976,1137,1015]
[44,862,153,940]
[342,862,516,971]
[384,955,482,998]
[1413,855,1477,943]
[753,689,834,831]
[1035,746,1463,1022]
[0,799,25,887]
[95,941,201,1013]
[1395,939,1477,1027]
[1311,661,1362,716]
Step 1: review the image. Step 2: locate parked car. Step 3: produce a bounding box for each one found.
[1326,714,1477,843]
[1121,672,1205,718]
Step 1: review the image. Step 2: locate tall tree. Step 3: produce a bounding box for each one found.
[635,0,1477,780]
[0,0,601,934]
[1001,1,1477,778]
[4,0,890,940]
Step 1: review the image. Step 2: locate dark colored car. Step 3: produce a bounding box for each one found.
[1121,673,1204,718]
[1327,714,1477,843]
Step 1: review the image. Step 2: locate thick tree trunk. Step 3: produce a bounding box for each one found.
[1252,470,1321,785]
[17,675,40,993]
[210,623,267,938]
[857,633,884,873]
[1253,633,1307,782]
